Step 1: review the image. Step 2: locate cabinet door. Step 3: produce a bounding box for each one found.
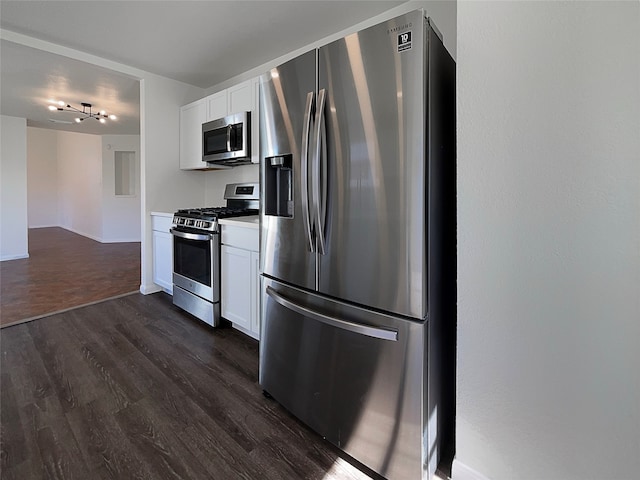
[228,80,252,114]
[179,99,206,170]
[153,230,173,293]
[221,244,252,330]
[206,90,227,121]
[250,251,260,338]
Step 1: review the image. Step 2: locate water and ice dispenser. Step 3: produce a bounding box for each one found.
[264,154,293,217]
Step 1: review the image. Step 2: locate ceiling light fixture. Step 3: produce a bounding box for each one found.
[48,101,117,124]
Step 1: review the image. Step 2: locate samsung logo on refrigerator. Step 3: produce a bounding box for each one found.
[387,22,412,34]
[388,22,413,52]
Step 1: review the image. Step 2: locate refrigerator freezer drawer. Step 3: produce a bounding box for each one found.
[260,277,437,480]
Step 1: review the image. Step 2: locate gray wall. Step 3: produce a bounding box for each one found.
[455,1,640,479]
[27,127,59,228]
[0,115,28,260]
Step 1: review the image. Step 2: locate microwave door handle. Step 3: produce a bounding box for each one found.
[301,91,315,253]
[226,124,232,152]
[313,88,327,255]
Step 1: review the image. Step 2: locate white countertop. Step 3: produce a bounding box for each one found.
[150,211,173,218]
[219,215,259,229]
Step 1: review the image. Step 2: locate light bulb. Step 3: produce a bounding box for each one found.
[99,110,106,115]
[109,115,117,120]
[75,118,81,123]
[99,118,106,124]
[58,101,65,106]
[48,105,57,111]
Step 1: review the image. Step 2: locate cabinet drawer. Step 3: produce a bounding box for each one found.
[152,215,173,233]
[221,225,258,251]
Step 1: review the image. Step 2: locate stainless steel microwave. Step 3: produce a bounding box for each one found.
[202,111,251,166]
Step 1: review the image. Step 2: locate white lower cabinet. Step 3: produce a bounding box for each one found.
[151,213,173,294]
[221,245,252,330]
[220,222,260,340]
[250,251,260,334]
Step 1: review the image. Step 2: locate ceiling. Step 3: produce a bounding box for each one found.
[0,0,405,135]
[1,41,141,135]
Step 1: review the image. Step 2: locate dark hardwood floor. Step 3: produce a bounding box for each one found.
[0,227,140,327]
[0,292,383,480]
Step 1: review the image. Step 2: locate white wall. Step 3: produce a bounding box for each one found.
[26,129,142,242]
[0,115,28,260]
[27,127,59,227]
[139,75,206,293]
[204,163,259,206]
[455,2,640,480]
[102,135,141,242]
[57,130,103,241]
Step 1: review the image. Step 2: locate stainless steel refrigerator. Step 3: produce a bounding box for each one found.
[259,10,456,480]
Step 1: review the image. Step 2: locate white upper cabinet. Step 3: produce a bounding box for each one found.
[206,90,227,121]
[179,98,206,170]
[206,79,252,121]
[228,81,253,115]
[205,78,259,165]
[180,77,260,170]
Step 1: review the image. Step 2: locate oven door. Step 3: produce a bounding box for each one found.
[170,228,219,302]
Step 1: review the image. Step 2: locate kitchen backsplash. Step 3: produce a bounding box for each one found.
[204,163,259,206]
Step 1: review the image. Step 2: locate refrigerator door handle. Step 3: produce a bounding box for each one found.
[266,286,398,342]
[313,88,327,255]
[301,91,315,252]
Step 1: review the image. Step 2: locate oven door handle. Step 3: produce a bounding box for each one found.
[170,229,213,242]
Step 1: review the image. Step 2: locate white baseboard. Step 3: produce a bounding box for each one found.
[452,460,491,480]
[140,283,162,295]
[36,226,139,244]
[61,226,103,243]
[231,322,259,341]
[101,237,141,243]
[59,227,140,244]
[1,253,29,261]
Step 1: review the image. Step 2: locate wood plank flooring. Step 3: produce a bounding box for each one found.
[0,292,384,480]
[0,227,140,327]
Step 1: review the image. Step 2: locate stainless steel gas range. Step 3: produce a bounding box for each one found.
[170,183,258,326]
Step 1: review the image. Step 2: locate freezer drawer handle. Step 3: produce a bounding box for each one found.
[266,286,398,342]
